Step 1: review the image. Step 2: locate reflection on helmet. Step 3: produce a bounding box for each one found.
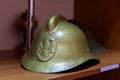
[21,14,99,73]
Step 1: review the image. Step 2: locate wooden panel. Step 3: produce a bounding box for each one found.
[76,68,120,80]
[74,0,120,50]
[96,0,120,49]
[101,68,120,80]
[74,0,98,30]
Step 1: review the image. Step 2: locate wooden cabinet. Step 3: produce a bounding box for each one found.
[0,0,120,80]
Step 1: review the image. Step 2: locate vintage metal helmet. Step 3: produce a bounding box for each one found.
[21,14,99,73]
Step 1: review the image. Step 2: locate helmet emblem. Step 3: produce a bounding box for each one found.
[37,34,57,62]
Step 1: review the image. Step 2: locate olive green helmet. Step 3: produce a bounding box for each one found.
[21,14,99,73]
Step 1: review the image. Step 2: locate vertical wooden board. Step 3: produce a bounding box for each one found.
[74,0,120,50]
[97,0,120,49]
[74,0,98,30]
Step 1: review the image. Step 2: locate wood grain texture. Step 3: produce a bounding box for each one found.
[0,50,120,80]
[74,0,120,50]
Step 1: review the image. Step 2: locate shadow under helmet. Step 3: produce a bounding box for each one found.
[21,14,99,73]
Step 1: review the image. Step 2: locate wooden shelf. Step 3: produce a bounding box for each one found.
[0,50,120,80]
